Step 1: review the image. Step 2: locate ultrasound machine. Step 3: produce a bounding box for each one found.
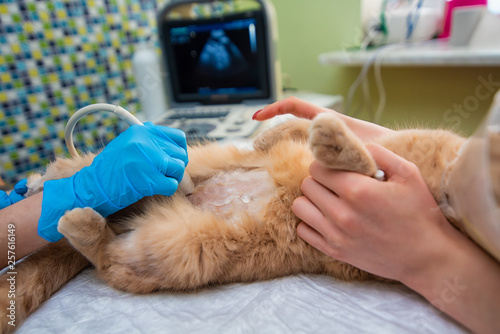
[150,0,281,142]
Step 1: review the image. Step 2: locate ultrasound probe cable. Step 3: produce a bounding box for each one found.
[64,103,194,195]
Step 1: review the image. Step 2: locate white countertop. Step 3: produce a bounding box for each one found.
[319,39,500,67]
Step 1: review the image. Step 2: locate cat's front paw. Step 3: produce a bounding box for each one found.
[58,207,106,246]
[309,113,377,176]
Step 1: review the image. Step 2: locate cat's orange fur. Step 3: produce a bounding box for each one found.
[1,112,488,333]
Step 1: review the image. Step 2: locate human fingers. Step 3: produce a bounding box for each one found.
[293,196,345,261]
[292,194,344,243]
[141,128,189,167]
[308,145,421,203]
[300,176,343,224]
[7,179,28,205]
[308,160,377,204]
[366,144,420,181]
[8,191,25,204]
[0,191,11,210]
[296,221,336,259]
[143,123,189,166]
[145,122,188,152]
[14,179,28,195]
[151,174,179,197]
[127,152,184,197]
[0,179,29,209]
[368,144,444,215]
[252,97,330,121]
[152,154,186,182]
[120,124,188,165]
[155,138,189,167]
[292,195,325,228]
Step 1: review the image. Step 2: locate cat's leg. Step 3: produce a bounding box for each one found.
[253,118,311,152]
[309,113,377,176]
[0,240,89,333]
[58,207,115,270]
[98,200,238,293]
[54,196,218,293]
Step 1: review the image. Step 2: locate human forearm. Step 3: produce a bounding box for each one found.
[402,227,500,334]
[0,192,49,269]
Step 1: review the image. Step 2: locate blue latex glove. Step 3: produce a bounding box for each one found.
[38,123,189,242]
[0,179,28,210]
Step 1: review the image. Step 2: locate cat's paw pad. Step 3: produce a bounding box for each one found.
[309,113,377,176]
[309,113,354,166]
[58,207,106,245]
[309,113,347,152]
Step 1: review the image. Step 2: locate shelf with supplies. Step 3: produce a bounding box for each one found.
[318,39,500,67]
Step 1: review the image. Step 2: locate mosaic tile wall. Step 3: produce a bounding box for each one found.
[0,0,165,186]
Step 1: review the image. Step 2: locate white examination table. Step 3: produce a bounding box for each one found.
[18,268,467,333]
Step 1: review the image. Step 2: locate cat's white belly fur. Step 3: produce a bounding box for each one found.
[187,169,276,224]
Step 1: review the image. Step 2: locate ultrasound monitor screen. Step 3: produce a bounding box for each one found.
[160,12,270,104]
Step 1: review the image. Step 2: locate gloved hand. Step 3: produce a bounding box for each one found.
[38,122,189,242]
[0,179,28,210]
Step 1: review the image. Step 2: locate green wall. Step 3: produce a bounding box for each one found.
[269,0,500,135]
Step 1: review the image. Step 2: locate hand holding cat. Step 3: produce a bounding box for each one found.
[255,97,464,282]
[292,144,456,283]
[38,123,189,242]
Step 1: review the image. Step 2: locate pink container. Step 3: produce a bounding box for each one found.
[439,0,488,38]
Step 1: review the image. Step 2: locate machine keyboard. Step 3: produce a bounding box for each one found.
[167,107,230,119]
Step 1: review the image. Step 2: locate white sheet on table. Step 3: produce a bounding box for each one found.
[17,268,467,333]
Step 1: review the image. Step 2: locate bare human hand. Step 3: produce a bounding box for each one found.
[293,144,455,281]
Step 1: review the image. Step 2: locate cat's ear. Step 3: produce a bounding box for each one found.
[488,127,500,205]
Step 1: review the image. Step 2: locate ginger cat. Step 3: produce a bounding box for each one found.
[1,111,496,332]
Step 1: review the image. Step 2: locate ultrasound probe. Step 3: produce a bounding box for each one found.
[64,103,194,195]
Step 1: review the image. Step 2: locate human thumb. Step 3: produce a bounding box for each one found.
[366,144,419,180]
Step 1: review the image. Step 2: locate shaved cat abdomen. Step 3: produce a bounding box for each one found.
[187,169,277,225]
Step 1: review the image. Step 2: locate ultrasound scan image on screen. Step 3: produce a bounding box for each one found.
[161,12,270,104]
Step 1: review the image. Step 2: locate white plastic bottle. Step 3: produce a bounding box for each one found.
[132,45,168,122]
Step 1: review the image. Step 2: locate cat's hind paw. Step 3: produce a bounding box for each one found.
[309,113,377,176]
[58,207,106,246]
